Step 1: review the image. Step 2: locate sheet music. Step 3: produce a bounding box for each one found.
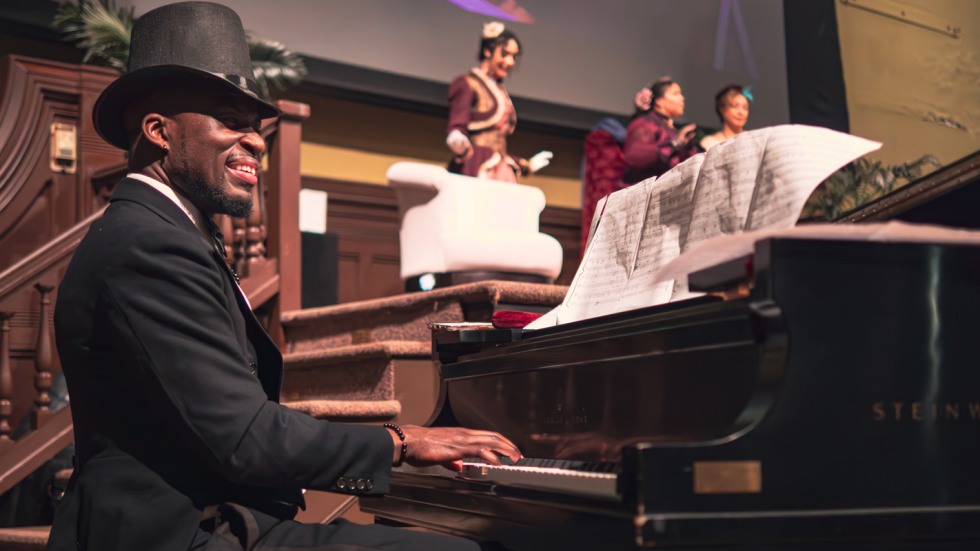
[526,125,883,330]
[684,125,880,249]
[557,182,649,322]
[527,156,706,328]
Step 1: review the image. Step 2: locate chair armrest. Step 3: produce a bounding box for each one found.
[386,162,445,193]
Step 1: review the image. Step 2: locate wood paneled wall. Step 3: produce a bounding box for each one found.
[301,176,581,304]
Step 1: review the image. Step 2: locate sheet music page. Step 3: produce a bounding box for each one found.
[742,125,881,231]
[554,181,651,322]
[526,125,882,329]
[527,155,707,328]
[584,194,608,250]
[683,128,770,250]
[683,125,880,250]
[618,154,704,307]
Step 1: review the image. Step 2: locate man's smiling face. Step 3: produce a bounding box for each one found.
[159,86,266,218]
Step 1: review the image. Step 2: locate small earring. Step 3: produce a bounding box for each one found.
[162,144,169,151]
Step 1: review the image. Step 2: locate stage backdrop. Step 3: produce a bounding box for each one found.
[120,0,792,131]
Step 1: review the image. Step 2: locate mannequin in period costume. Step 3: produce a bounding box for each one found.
[622,76,698,185]
[48,3,519,550]
[446,21,552,182]
[699,84,752,152]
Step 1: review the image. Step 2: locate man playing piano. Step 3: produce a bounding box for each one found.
[47,3,520,550]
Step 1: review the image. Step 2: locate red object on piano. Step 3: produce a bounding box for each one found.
[491,310,543,329]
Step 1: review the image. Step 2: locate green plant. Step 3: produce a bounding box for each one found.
[52,0,307,99]
[248,38,306,100]
[801,154,942,221]
[53,0,133,72]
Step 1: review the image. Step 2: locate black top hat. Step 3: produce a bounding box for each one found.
[93,1,280,150]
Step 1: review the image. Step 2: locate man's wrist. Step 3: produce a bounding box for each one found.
[383,423,407,466]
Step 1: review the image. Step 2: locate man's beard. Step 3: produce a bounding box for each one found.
[186,176,253,219]
[172,149,253,218]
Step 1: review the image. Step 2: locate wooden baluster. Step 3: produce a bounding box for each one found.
[242,180,267,278]
[33,283,53,429]
[0,312,14,451]
[231,215,247,277]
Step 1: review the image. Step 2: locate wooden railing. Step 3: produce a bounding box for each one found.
[0,283,74,495]
[0,408,73,496]
[0,210,105,487]
[0,53,310,498]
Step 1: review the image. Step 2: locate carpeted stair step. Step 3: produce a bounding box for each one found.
[0,526,49,550]
[281,340,437,425]
[281,280,566,352]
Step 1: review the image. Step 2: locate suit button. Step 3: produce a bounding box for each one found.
[336,477,347,490]
[355,479,366,491]
[248,362,257,375]
[366,480,374,490]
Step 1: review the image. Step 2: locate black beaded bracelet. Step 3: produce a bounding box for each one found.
[383,423,407,467]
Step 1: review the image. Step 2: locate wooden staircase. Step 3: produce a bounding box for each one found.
[279,280,567,427]
[0,53,570,547]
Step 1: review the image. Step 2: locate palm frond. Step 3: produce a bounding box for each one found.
[248,37,308,99]
[801,154,943,221]
[53,0,133,72]
[51,2,307,97]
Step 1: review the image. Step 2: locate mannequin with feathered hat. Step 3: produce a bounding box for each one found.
[446,21,552,181]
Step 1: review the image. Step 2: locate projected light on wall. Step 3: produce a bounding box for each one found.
[445,0,535,23]
[715,0,758,79]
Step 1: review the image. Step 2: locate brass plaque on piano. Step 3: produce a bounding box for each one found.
[693,461,762,494]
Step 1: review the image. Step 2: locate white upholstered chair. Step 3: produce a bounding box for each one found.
[386,162,564,291]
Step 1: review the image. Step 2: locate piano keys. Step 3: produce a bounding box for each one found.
[458,457,619,500]
[361,237,980,549]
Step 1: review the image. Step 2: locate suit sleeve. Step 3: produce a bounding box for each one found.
[102,228,393,495]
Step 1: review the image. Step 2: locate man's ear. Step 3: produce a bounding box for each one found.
[141,112,169,151]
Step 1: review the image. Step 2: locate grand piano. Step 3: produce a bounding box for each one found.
[360,152,980,550]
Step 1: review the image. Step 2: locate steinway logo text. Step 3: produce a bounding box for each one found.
[872,402,980,422]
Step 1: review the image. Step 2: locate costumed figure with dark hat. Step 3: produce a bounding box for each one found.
[446,21,552,182]
[48,3,519,550]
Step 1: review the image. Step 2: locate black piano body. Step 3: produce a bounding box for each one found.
[361,152,980,549]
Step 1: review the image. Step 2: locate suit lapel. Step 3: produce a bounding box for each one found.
[111,178,284,400]
[207,245,284,401]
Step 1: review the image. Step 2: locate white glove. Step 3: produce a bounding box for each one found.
[528,150,553,174]
[446,129,471,156]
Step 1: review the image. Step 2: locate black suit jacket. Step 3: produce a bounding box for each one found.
[47,178,393,551]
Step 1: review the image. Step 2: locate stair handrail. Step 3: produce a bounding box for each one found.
[0,208,106,303]
[0,406,72,496]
